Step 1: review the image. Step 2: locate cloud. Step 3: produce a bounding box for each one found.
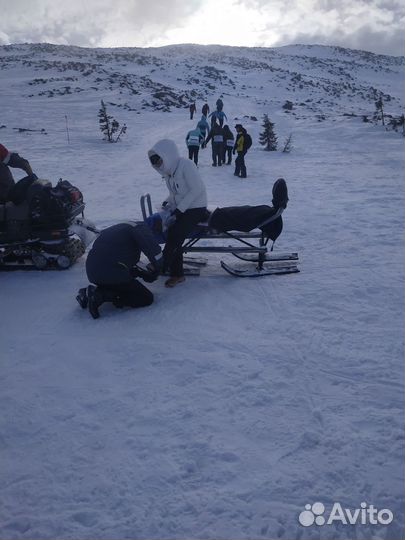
[236,0,405,55]
[0,0,403,55]
[0,0,203,47]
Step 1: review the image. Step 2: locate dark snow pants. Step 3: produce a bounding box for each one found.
[163,207,207,277]
[212,143,223,166]
[223,147,232,165]
[235,152,247,177]
[188,146,199,165]
[97,281,153,308]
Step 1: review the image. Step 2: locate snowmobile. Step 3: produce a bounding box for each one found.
[0,175,97,270]
[141,178,300,277]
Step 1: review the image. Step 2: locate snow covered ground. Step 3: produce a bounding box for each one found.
[0,44,404,540]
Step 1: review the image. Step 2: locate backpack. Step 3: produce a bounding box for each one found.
[29,179,83,228]
[244,133,252,150]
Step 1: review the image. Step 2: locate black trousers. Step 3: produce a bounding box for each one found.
[97,281,153,308]
[163,207,207,277]
[188,146,199,165]
[235,152,247,177]
[223,147,232,164]
[212,143,223,166]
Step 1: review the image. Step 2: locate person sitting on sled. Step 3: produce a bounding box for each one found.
[0,143,33,203]
[76,221,163,319]
[148,139,207,288]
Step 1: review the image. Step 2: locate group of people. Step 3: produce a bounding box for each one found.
[186,100,252,178]
[1,98,254,320]
[77,138,208,319]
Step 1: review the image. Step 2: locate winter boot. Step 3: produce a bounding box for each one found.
[76,287,88,309]
[165,276,186,288]
[87,285,104,319]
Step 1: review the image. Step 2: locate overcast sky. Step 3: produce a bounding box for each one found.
[0,0,404,56]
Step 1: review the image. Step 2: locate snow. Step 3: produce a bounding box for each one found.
[0,43,404,539]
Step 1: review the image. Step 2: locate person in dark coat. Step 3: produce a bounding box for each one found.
[222,125,234,165]
[0,143,33,202]
[77,222,163,319]
[205,122,225,167]
[202,103,209,117]
[233,124,251,178]
[189,102,196,120]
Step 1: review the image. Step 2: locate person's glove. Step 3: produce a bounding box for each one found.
[141,270,158,283]
[132,265,159,283]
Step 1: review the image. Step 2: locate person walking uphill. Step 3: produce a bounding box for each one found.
[189,102,196,120]
[77,222,163,319]
[148,139,207,288]
[233,124,252,178]
[186,126,204,166]
[222,125,234,165]
[205,122,225,167]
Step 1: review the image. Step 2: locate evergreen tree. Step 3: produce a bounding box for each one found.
[259,114,278,151]
[98,100,127,142]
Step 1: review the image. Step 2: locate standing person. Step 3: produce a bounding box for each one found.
[233,124,252,178]
[0,143,33,202]
[209,98,227,127]
[148,139,207,287]
[189,102,196,120]
[197,116,210,144]
[77,222,163,319]
[205,122,225,167]
[186,126,204,166]
[202,103,210,117]
[222,125,234,165]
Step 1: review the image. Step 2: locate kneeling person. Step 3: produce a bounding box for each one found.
[77,222,163,319]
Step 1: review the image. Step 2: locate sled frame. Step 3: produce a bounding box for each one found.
[140,193,298,276]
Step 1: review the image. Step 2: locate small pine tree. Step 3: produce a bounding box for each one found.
[259,114,278,151]
[98,100,127,142]
[282,133,293,153]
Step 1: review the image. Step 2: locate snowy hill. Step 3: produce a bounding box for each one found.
[0,43,404,540]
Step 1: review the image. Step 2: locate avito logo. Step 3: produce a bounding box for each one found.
[298,502,394,527]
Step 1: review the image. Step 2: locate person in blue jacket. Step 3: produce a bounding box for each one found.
[186,127,205,165]
[209,98,227,127]
[197,116,210,143]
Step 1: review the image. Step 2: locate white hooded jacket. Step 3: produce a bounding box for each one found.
[148,139,207,213]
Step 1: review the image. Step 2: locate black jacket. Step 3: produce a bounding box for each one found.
[86,222,162,285]
[205,124,224,146]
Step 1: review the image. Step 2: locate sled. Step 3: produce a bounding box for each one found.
[140,178,300,277]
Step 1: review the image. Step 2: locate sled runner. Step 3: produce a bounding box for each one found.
[141,178,300,277]
[0,175,96,270]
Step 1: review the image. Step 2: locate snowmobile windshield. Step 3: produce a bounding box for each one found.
[148,139,180,176]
